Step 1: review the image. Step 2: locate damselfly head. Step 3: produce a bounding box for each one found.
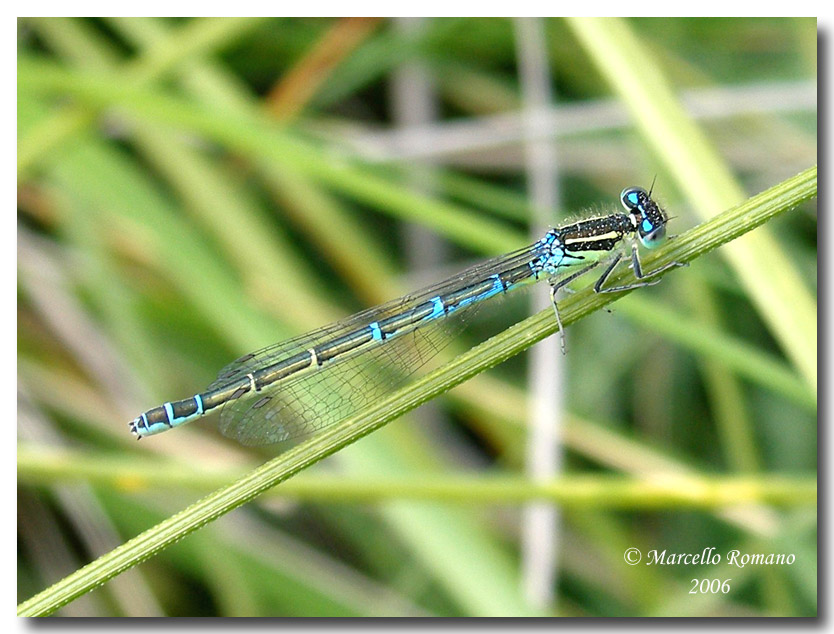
[620,186,668,249]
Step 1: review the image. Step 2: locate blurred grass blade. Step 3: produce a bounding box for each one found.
[567,17,817,393]
[17,17,267,176]
[17,57,523,255]
[17,167,816,617]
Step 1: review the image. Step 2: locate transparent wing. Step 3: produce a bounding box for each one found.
[217,297,479,446]
[212,243,543,446]
[207,243,540,391]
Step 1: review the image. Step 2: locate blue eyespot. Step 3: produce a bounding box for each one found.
[641,218,654,233]
[639,224,666,249]
[620,186,647,211]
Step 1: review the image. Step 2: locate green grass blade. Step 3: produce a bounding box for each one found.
[567,17,817,392]
[17,57,525,254]
[17,167,816,617]
[19,446,816,509]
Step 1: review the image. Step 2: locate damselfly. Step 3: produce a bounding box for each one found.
[130,186,683,446]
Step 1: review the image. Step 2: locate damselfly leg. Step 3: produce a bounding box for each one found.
[594,243,686,294]
[548,262,599,354]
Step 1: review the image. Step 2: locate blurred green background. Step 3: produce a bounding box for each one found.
[17,17,816,616]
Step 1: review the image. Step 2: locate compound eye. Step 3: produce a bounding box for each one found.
[620,186,645,211]
[640,223,666,249]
